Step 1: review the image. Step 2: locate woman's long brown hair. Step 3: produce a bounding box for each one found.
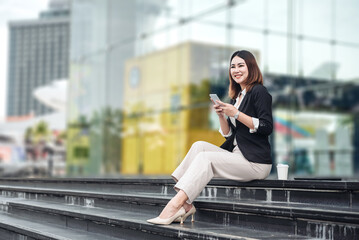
[228,50,263,99]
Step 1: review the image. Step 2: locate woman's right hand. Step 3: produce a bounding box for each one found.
[213,101,225,118]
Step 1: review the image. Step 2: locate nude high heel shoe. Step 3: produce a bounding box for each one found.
[147,207,186,225]
[175,205,196,223]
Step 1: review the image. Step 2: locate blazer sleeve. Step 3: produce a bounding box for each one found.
[252,85,273,136]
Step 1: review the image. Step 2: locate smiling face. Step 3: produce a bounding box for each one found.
[230,56,248,88]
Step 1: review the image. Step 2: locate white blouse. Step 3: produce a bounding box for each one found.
[219,88,259,146]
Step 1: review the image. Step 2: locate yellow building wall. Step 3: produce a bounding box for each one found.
[122,135,139,174]
[122,43,190,174]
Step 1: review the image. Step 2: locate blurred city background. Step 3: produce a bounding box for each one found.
[0,0,358,178]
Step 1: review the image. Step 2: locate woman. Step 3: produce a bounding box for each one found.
[147,50,273,225]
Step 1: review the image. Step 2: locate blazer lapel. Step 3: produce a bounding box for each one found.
[227,99,236,130]
[238,92,249,111]
[227,117,235,130]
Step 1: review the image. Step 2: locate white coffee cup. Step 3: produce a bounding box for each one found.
[277,164,289,180]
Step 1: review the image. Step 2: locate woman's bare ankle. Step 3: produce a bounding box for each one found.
[183,202,193,212]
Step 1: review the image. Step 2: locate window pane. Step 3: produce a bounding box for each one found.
[300,40,332,80]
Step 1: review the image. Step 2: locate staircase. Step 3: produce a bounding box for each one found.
[0,177,358,240]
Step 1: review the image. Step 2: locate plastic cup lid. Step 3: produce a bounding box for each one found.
[277,164,289,167]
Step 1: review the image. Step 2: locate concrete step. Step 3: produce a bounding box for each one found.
[0,185,358,239]
[0,177,358,207]
[1,185,358,223]
[0,178,358,239]
[0,213,124,240]
[2,197,316,240]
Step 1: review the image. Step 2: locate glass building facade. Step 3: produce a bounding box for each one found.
[67,0,359,177]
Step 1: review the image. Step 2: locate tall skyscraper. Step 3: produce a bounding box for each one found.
[6,0,70,118]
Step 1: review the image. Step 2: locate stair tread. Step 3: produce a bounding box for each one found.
[1,177,359,190]
[1,185,357,215]
[2,197,316,240]
[0,213,123,240]
[199,196,359,213]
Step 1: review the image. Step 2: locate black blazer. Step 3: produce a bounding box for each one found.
[220,84,273,165]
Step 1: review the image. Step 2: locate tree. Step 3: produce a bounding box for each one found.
[25,127,33,141]
[34,121,50,142]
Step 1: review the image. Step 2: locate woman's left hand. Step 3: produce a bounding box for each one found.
[216,100,238,118]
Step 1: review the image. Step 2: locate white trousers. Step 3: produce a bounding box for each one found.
[171,141,272,203]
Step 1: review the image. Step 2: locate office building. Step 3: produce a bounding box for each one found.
[6,0,70,118]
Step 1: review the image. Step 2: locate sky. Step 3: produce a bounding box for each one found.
[0,0,49,122]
